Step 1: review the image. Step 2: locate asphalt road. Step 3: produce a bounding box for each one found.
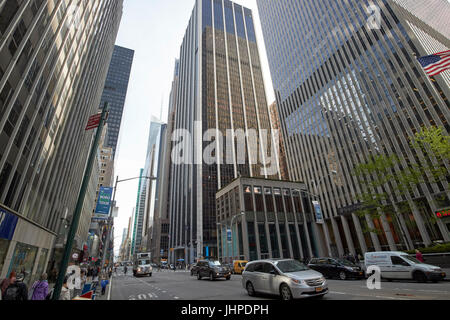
[109,269,450,301]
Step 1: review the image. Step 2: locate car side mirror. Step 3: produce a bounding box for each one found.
[270,270,277,276]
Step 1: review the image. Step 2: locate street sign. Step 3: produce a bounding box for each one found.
[312,201,324,224]
[94,187,114,219]
[85,113,102,131]
[227,229,232,243]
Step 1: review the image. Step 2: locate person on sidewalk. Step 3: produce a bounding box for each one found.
[1,271,16,299]
[30,273,49,300]
[3,273,28,301]
[416,249,425,263]
[92,267,99,293]
[60,276,71,300]
[101,275,109,296]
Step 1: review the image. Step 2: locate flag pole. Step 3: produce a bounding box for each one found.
[52,102,109,300]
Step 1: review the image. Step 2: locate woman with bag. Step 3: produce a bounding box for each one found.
[30,273,49,300]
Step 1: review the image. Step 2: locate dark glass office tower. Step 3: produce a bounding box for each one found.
[257,0,450,256]
[168,0,279,264]
[99,45,134,158]
[0,0,123,281]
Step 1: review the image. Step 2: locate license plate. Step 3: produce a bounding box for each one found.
[316,287,323,293]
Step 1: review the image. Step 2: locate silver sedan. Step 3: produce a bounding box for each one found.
[242,259,328,300]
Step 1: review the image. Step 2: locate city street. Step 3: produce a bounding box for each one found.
[108,269,450,301]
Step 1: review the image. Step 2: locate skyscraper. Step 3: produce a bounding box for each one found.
[140,119,164,253]
[0,0,123,282]
[150,60,180,263]
[168,0,279,264]
[99,45,134,158]
[257,0,450,257]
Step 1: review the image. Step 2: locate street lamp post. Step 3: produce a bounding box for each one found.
[100,175,157,271]
[52,103,109,300]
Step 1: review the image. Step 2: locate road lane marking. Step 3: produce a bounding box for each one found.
[329,291,347,295]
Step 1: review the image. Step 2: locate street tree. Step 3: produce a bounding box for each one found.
[352,126,450,249]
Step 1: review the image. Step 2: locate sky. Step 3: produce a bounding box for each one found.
[112,0,275,255]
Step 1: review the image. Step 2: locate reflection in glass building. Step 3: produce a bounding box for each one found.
[168,0,279,265]
[257,0,450,256]
[0,0,124,284]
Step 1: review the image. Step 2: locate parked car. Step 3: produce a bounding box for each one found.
[233,260,248,274]
[242,259,328,300]
[196,260,231,281]
[365,251,446,282]
[308,258,365,280]
[190,263,199,276]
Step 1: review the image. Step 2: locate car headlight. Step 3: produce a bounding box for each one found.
[290,278,304,285]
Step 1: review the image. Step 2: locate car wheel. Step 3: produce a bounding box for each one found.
[413,271,427,283]
[191,270,194,276]
[246,282,256,297]
[209,272,214,281]
[197,273,202,280]
[149,273,152,277]
[280,284,293,301]
[339,271,347,280]
[226,276,231,281]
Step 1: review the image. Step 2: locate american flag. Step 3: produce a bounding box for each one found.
[417,50,450,77]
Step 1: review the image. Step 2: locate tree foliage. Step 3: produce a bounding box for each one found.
[353,126,450,241]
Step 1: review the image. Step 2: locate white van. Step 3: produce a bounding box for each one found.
[365,251,446,282]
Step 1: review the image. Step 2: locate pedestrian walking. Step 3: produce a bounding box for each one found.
[416,249,425,263]
[3,273,28,301]
[101,275,109,296]
[30,273,49,300]
[60,275,71,300]
[92,268,99,293]
[1,271,16,299]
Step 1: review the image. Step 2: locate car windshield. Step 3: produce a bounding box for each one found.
[403,256,424,264]
[276,260,309,273]
[209,261,221,266]
[240,262,247,267]
[139,260,150,265]
[336,259,356,267]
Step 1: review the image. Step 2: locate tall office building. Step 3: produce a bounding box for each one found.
[269,102,289,181]
[150,60,180,264]
[98,45,134,158]
[0,0,123,282]
[131,169,144,255]
[257,0,450,257]
[140,119,164,253]
[168,0,279,264]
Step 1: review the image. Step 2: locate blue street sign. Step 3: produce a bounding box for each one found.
[94,187,113,217]
[0,207,19,240]
[227,229,232,243]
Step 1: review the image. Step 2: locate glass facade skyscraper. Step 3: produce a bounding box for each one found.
[0,0,123,282]
[168,0,279,264]
[257,0,450,256]
[99,45,134,158]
